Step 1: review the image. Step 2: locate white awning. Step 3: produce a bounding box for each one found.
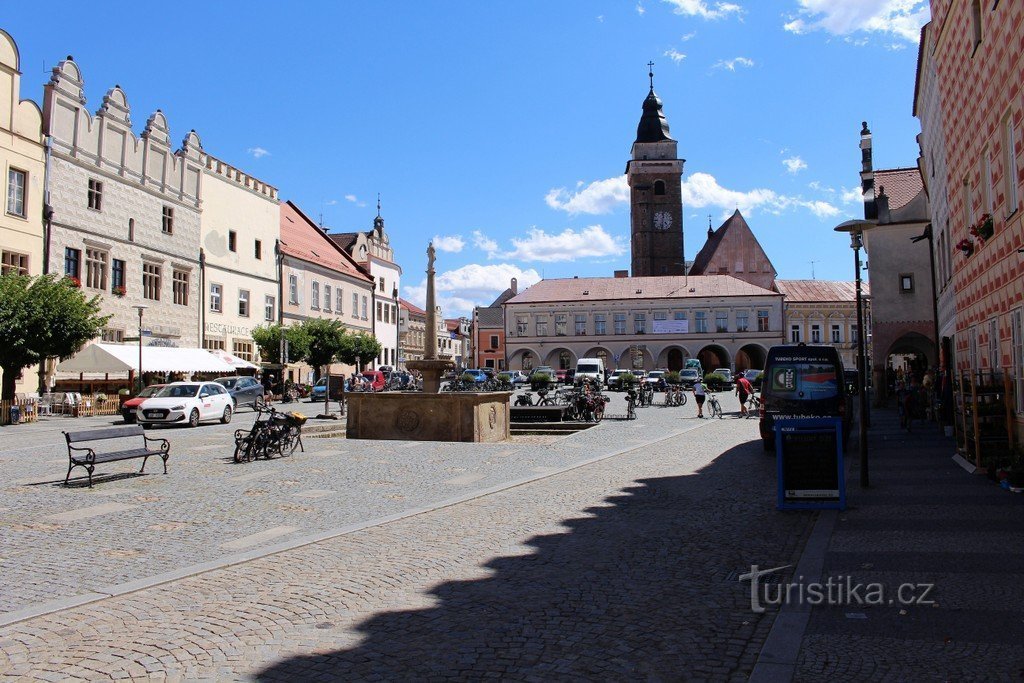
[56,343,236,374]
[206,349,259,370]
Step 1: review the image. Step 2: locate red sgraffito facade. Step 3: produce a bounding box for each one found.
[927,0,1024,378]
[476,328,505,370]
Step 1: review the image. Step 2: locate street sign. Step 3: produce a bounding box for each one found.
[775,417,845,510]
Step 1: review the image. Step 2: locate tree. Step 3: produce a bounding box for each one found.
[252,323,310,365]
[0,274,109,401]
[300,318,349,376]
[337,331,383,370]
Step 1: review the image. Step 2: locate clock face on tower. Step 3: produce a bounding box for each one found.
[653,211,673,230]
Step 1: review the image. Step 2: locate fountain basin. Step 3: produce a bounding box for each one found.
[346,391,511,442]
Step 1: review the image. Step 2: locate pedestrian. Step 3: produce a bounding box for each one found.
[693,377,706,418]
[735,374,754,417]
[262,373,275,402]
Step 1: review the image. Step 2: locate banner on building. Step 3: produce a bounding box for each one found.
[652,319,688,334]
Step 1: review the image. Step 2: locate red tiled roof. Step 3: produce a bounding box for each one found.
[875,168,924,211]
[399,298,427,316]
[506,275,778,304]
[775,279,871,302]
[279,201,371,282]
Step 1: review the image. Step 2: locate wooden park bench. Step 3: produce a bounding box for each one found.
[63,425,171,488]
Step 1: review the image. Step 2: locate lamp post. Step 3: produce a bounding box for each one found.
[133,305,148,392]
[834,219,871,488]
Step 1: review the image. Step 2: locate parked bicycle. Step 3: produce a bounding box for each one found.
[746,394,761,418]
[664,384,688,407]
[233,401,306,463]
[638,383,654,407]
[705,393,723,419]
[624,388,639,420]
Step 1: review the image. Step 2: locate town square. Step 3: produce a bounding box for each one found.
[2,1,1024,680]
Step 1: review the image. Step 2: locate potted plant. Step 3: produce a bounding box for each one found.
[118,387,131,407]
[530,371,552,391]
[619,373,638,390]
[956,238,974,256]
[970,213,994,241]
[65,275,81,288]
[704,372,723,392]
[665,371,682,385]
[112,285,127,298]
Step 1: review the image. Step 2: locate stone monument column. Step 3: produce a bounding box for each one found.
[407,242,454,393]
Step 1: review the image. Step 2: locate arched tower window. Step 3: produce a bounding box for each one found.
[128,218,135,242]
[654,180,666,196]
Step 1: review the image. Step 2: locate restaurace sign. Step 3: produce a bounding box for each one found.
[205,322,251,336]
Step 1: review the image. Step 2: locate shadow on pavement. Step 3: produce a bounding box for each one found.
[255,436,814,681]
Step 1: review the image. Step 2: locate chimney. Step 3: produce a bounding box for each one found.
[510,277,518,294]
[860,121,877,220]
[614,270,629,278]
[876,186,891,224]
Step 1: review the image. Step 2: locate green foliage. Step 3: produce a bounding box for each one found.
[0,273,110,400]
[619,372,637,385]
[459,372,476,384]
[336,331,383,367]
[704,372,724,391]
[298,318,349,370]
[251,324,310,365]
[665,371,682,384]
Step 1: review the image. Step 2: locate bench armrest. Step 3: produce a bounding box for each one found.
[67,444,96,463]
[143,435,170,454]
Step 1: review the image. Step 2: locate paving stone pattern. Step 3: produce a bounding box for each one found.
[0,390,754,616]
[794,409,1024,682]
[0,391,812,680]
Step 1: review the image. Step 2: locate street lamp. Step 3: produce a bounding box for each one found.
[133,304,148,392]
[834,219,871,488]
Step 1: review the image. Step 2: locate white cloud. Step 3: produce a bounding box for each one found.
[841,185,865,204]
[472,230,499,256]
[783,156,808,173]
[681,31,697,41]
[661,0,742,20]
[432,235,465,253]
[403,263,541,317]
[784,0,929,44]
[501,226,626,263]
[713,56,754,71]
[344,194,367,208]
[247,147,270,159]
[597,14,604,21]
[546,176,630,215]
[664,49,687,63]
[679,172,839,218]
[324,199,338,206]
[637,2,646,15]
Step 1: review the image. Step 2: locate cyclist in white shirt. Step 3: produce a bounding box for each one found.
[693,378,707,418]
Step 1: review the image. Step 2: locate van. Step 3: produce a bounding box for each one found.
[685,358,703,376]
[758,343,851,452]
[574,357,605,386]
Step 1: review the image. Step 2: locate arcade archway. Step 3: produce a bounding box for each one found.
[735,344,767,373]
[657,345,691,371]
[697,344,731,373]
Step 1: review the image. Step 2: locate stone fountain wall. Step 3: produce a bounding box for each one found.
[346,392,511,442]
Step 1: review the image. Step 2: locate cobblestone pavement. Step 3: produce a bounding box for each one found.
[0,389,756,617]
[0,390,813,680]
[794,409,1024,682]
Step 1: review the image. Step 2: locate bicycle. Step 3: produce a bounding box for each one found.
[705,393,723,419]
[746,394,761,418]
[638,383,654,407]
[233,402,306,462]
[625,389,638,420]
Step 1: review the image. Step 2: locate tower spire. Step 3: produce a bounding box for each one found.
[376,193,381,218]
[648,61,655,90]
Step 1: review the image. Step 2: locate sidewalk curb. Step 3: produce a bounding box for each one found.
[748,508,837,683]
[0,418,712,630]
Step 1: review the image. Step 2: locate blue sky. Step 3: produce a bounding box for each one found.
[4,0,930,316]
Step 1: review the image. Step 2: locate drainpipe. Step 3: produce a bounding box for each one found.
[199,249,206,348]
[276,239,284,375]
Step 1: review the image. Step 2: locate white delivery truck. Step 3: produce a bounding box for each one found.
[574,357,606,386]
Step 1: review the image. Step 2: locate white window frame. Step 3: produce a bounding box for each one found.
[311,281,320,309]
[989,317,999,372]
[210,283,222,312]
[790,324,801,343]
[239,289,250,318]
[265,295,275,322]
[1012,309,1024,414]
[324,284,332,313]
[7,168,26,217]
[1005,113,1019,215]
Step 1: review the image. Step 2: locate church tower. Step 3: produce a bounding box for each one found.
[628,66,686,277]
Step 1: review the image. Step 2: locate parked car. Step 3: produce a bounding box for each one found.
[564,369,576,384]
[758,343,851,452]
[498,370,528,386]
[679,368,701,389]
[137,381,233,428]
[461,369,488,385]
[555,368,568,384]
[529,366,557,389]
[607,369,637,391]
[214,376,264,407]
[311,375,345,401]
[709,368,734,390]
[645,370,667,391]
[360,370,387,391]
[574,357,606,386]
[120,384,167,424]
[743,369,764,390]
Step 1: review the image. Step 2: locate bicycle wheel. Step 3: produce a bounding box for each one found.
[233,438,248,463]
[594,401,605,422]
[679,392,688,406]
[710,401,722,418]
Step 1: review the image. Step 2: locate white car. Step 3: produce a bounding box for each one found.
[137,381,234,428]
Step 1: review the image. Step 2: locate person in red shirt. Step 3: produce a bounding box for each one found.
[735,375,754,416]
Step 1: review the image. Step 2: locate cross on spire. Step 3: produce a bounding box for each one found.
[376,193,381,217]
[647,61,655,90]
